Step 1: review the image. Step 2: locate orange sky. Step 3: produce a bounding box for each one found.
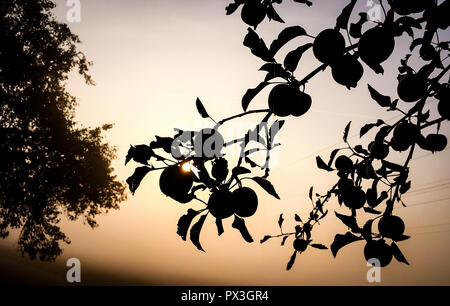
[1,0,449,285]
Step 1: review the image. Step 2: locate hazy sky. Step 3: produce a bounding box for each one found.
[1,0,449,285]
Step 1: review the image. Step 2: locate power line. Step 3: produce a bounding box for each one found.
[408,222,450,230]
[408,228,450,235]
[282,115,404,168]
[396,196,450,209]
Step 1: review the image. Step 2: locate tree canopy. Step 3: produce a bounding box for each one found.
[0,0,126,261]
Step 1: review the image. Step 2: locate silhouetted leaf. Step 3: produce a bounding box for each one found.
[260,63,290,81]
[391,242,410,265]
[295,214,302,222]
[293,0,312,6]
[354,145,370,155]
[331,232,363,257]
[225,0,244,15]
[363,207,382,215]
[150,136,173,154]
[395,235,410,242]
[343,121,351,142]
[245,157,258,168]
[327,148,341,167]
[266,3,284,23]
[310,244,328,250]
[400,181,411,194]
[367,62,384,74]
[360,119,385,137]
[361,219,374,241]
[190,213,208,252]
[349,13,367,38]
[281,235,289,246]
[382,160,406,172]
[286,251,297,270]
[283,43,313,72]
[336,0,357,30]
[316,156,333,171]
[278,213,284,231]
[125,145,154,165]
[368,85,391,107]
[242,82,268,111]
[243,28,274,62]
[335,212,361,233]
[177,209,200,241]
[252,177,280,199]
[232,166,251,176]
[319,209,328,220]
[126,166,152,195]
[309,186,313,200]
[232,216,254,243]
[195,97,209,119]
[216,218,224,236]
[375,125,392,142]
[269,26,307,55]
[260,235,272,244]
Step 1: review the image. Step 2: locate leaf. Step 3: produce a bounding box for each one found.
[391,242,410,265]
[252,177,280,199]
[316,156,333,171]
[368,85,391,107]
[269,26,307,56]
[278,213,284,231]
[266,3,285,23]
[176,209,200,241]
[125,145,154,165]
[293,0,312,6]
[327,148,341,168]
[195,97,209,119]
[231,166,251,177]
[308,186,313,200]
[335,212,361,233]
[354,145,370,155]
[283,43,313,72]
[190,213,207,252]
[360,119,385,137]
[286,251,297,271]
[232,216,254,243]
[259,63,290,82]
[294,214,302,223]
[336,0,357,30]
[331,232,363,257]
[225,1,244,15]
[150,136,173,154]
[349,13,367,38]
[242,82,268,111]
[361,219,374,241]
[243,28,274,62]
[216,218,224,236]
[281,235,289,246]
[343,121,351,142]
[310,244,328,250]
[363,207,382,215]
[400,181,411,194]
[126,166,151,195]
[245,157,258,168]
[260,235,272,244]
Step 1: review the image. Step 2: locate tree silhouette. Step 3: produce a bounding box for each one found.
[127,0,449,270]
[0,0,126,261]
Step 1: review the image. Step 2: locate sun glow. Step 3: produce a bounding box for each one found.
[181,161,192,172]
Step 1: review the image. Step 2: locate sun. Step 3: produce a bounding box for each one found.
[181,161,192,172]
